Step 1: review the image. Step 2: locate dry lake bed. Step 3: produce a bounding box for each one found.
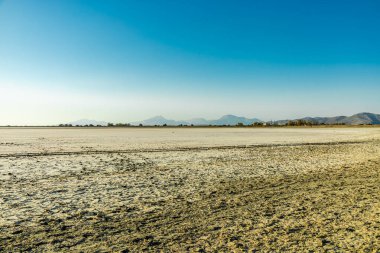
[1,127,380,252]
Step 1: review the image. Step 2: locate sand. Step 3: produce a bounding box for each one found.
[0,127,379,252]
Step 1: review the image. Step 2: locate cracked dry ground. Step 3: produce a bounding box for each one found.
[1,141,380,252]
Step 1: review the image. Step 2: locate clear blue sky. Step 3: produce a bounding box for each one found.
[0,0,379,124]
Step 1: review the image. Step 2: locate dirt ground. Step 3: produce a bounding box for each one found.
[0,128,379,252]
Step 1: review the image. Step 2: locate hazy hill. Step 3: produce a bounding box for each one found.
[130,116,188,126]
[131,115,262,126]
[209,115,261,126]
[343,112,380,125]
[279,113,380,125]
[68,119,108,126]
[186,118,210,125]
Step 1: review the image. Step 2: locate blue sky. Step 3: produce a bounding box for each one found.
[0,0,379,124]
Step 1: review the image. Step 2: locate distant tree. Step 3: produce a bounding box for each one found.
[163,124,167,127]
[285,120,314,126]
[286,121,295,126]
[59,124,73,127]
[139,124,143,127]
[236,122,244,127]
[107,123,114,127]
[114,123,131,127]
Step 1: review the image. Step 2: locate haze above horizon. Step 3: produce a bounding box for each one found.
[1,0,379,125]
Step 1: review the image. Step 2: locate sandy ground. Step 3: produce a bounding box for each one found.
[0,127,379,252]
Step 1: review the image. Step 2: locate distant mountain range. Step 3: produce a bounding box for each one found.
[67,112,380,126]
[275,112,380,125]
[130,115,261,126]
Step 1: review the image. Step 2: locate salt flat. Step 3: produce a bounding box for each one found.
[0,127,379,252]
[1,127,380,155]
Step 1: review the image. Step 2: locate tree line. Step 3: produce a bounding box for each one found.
[58,120,346,127]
